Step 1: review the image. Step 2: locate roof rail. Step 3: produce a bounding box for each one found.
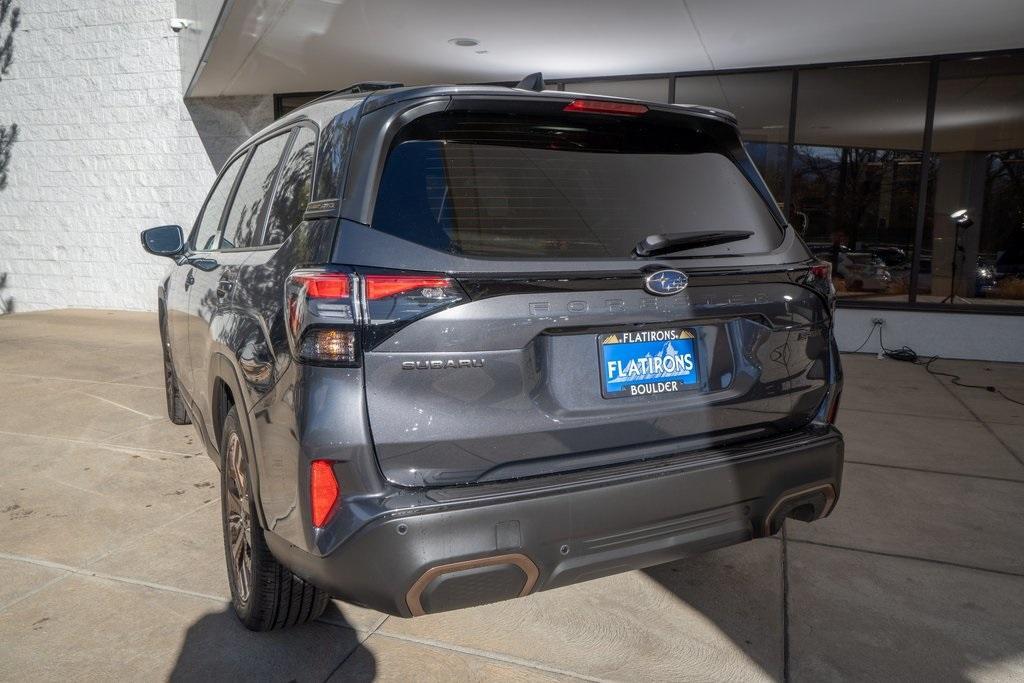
[335,81,404,95]
[306,81,405,106]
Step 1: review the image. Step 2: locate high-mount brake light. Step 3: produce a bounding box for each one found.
[310,459,339,528]
[563,99,649,116]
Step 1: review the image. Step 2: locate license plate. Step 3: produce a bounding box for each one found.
[598,328,699,398]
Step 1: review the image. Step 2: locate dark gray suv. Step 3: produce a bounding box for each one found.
[141,80,843,630]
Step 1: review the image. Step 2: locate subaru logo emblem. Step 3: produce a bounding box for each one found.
[644,269,688,296]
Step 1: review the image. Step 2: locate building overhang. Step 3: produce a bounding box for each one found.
[178,0,1024,98]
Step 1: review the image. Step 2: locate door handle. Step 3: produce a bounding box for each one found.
[216,279,234,299]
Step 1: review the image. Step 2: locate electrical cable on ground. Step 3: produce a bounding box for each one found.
[847,321,1024,407]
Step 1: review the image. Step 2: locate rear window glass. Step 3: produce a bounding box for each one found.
[264,126,316,245]
[372,110,783,259]
[221,132,290,249]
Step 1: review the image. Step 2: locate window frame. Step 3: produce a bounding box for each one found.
[189,120,319,254]
[257,120,320,248]
[188,151,248,254]
[217,128,295,253]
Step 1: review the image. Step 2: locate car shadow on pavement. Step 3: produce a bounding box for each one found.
[168,602,374,681]
[641,539,786,679]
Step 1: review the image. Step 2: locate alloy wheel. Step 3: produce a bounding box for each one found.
[224,432,253,603]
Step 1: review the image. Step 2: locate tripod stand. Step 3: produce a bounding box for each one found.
[941,210,974,304]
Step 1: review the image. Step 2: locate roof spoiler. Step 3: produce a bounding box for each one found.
[514,72,545,92]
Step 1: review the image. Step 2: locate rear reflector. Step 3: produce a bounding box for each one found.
[310,460,339,528]
[563,99,649,116]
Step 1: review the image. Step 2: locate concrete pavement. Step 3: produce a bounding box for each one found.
[1,310,1022,681]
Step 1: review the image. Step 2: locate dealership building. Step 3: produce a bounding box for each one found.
[0,0,1022,360]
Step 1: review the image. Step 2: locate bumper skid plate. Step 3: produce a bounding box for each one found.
[266,430,843,616]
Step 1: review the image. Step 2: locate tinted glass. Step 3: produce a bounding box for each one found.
[192,155,244,251]
[925,54,1024,305]
[372,111,782,259]
[676,71,792,199]
[264,127,316,245]
[790,61,930,302]
[316,102,362,204]
[221,133,290,249]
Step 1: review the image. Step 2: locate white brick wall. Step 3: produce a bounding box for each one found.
[0,0,271,312]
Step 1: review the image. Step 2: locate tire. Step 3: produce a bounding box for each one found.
[161,329,191,425]
[220,406,329,631]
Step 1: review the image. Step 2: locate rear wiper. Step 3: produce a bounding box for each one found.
[634,230,755,257]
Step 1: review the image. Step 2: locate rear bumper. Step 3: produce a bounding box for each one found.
[266,427,843,616]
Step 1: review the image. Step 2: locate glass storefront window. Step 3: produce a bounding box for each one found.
[568,78,669,103]
[925,54,1024,305]
[675,71,792,199]
[277,92,325,118]
[271,55,1024,313]
[790,62,930,302]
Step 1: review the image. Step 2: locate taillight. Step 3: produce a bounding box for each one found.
[365,275,454,301]
[804,260,836,307]
[809,262,832,282]
[310,459,339,528]
[563,99,649,116]
[285,269,468,361]
[285,270,359,365]
[362,273,466,347]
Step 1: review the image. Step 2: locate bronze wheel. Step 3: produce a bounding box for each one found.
[224,431,253,604]
[219,405,329,630]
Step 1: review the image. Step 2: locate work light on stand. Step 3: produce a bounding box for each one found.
[941,209,974,304]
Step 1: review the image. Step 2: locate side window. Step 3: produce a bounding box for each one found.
[264,127,316,245]
[220,132,291,249]
[192,155,244,251]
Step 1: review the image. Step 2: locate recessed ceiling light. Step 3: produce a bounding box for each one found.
[448,37,479,47]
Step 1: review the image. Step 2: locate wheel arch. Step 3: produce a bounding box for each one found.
[210,353,269,530]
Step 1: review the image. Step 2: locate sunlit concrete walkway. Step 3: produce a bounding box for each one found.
[1,310,1022,681]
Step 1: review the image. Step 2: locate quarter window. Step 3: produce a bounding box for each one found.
[221,133,291,249]
[192,155,244,251]
[264,127,316,245]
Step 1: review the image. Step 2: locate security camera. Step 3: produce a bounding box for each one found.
[169,18,191,33]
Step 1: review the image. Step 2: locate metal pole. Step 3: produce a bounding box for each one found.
[783,70,799,219]
[910,60,939,303]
